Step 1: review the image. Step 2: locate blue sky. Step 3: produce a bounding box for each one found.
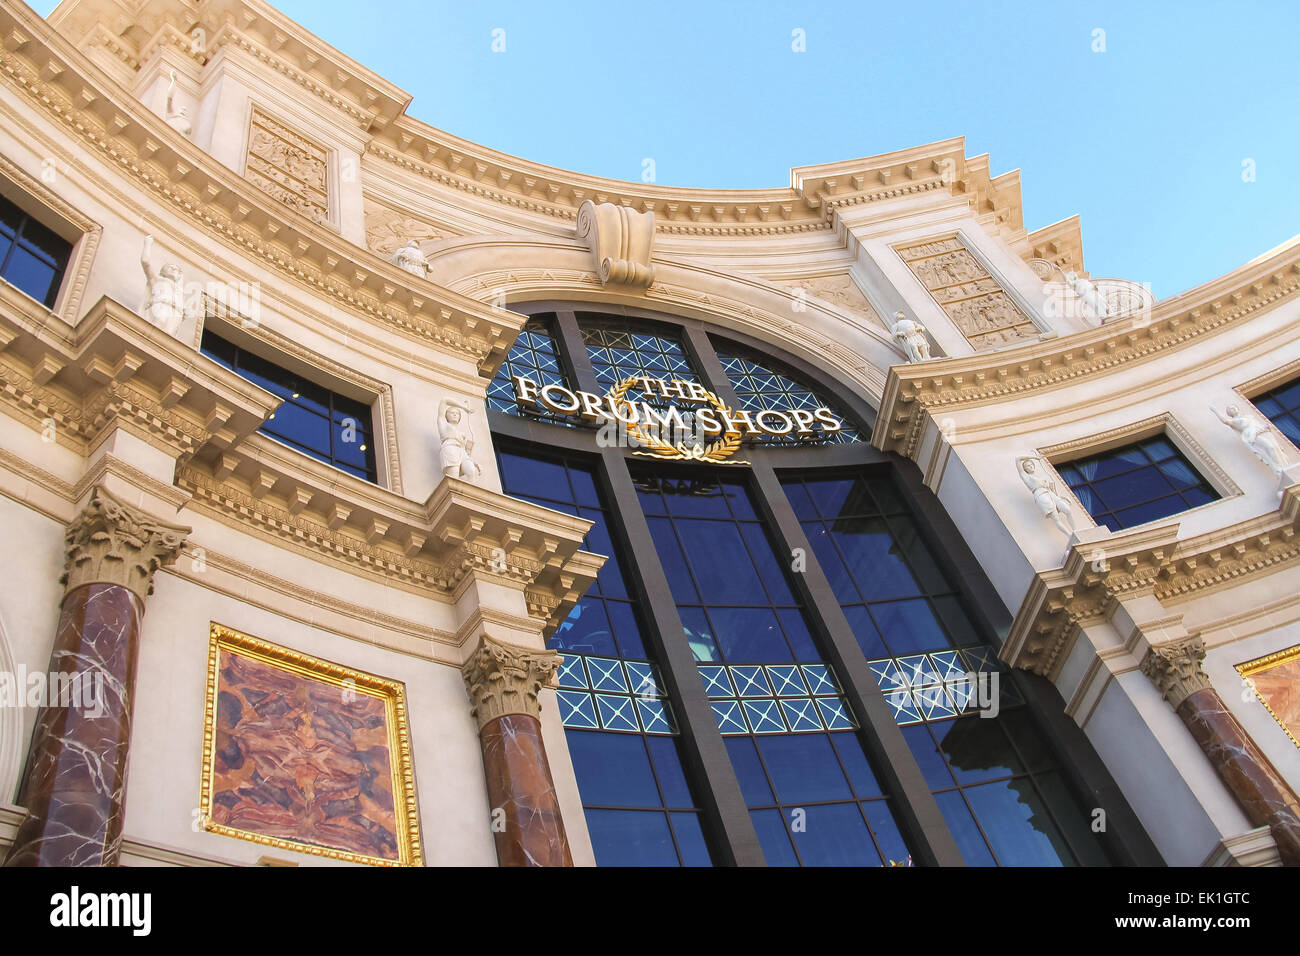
[35,1,1300,298]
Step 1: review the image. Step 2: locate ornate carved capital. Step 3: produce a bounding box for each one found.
[1140,634,1212,710]
[461,636,560,731]
[61,486,190,603]
[577,200,655,287]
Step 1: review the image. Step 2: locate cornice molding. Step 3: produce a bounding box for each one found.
[1002,484,1300,678]
[872,247,1300,459]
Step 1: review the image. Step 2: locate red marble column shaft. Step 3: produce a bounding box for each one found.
[4,583,143,867]
[480,713,573,867]
[1177,686,1300,866]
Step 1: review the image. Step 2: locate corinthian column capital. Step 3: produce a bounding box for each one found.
[461,635,560,731]
[61,486,190,603]
[1140,633,1212,709]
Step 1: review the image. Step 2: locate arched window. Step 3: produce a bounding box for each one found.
[488,305,1151,866]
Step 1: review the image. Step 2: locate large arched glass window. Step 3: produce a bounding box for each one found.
[487,305,1154,867]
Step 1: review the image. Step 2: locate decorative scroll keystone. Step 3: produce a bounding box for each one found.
[461,635,561,730]
[61,486,190,603]
[577,200,655,287]
[1140,634,1212,710]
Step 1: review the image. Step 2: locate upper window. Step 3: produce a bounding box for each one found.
[0,192,72,308]
[486,316,573,423]
[715,346,862,445]
[201,330,378,482]
[1056,435,1218,532]
[579,319,702,401]
[1251,377,1300,449]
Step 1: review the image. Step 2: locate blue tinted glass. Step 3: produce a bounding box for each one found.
[794,804,880,866]
[680,607,720,662]
[807,479,856,517]
[963,779,1070,866]
[4,246,58,305]
[870,599,951,655]
[933,716,1024,784]
[902,723,953,789]
[805,525,859,603]
[777,608,822,661]
[585,810,678,866]
[1094,468,1173,508]
[830,517,923,600]
[708,607,791,662]
[741,522,795,604]
[937,791,996,866]
[647,518,697,603]
[567,731,660,807]
[724,737,774,804]
[498,452,570,503]
[755,734,852,804]
[678,521,766,603]
[783,481,819,520]
[605,602,646,659]
[670,813,713,866]
[843,605,888,659]
[862,800,910,864]
[647,736,694,808]
[750,809,799,866]
[552,599,618,657]
[830,731,882,798]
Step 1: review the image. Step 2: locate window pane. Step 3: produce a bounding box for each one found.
[567,732,660,807]
[870,598,950,655]
[585,810,678,866]
[793,804,881,866]
[750,809,799,866]
[755,734,853,804]
[963,779,1071,866]
[936,791,996,866]
[670,813,713,866]
[725,737,775,804]
[933,716,1024,784]
[3,245,59,305]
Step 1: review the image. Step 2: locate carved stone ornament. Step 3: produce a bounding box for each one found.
[1140,634,1213,710]
[61,486,190,603]
[461,636,561,731]
[576,200,655,287]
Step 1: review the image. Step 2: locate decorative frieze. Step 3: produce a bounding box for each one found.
[461,635,561,730]
[62,486,189,601]
[1140,634,1212,709]
[895,235,1038,350]
[363,197,453,258]
[245,108,330,226]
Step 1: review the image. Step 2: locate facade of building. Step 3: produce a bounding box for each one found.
[0,0,1296,867]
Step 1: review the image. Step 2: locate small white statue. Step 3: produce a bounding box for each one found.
[389,240,430,279]
[1017,454,1076,537]
[439,398,481,481]
[164,71,192,139]
[1065,270,1110,319]
[888,310,932,363]
[1211,404,1287,476]
[140,235,184,336]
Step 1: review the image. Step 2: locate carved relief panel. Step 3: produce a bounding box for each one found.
[363,197,454,258]
[245,108,331,226]
[895,235,1038,351]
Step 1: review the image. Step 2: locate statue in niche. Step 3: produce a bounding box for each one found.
[439,398,481,481]
[139,235,185,336]
[1016,454,1076,537]
[164,70,192,139]
[1211,404,1288,476]
[1065,270,1110,319]
[888,310,932,363]
[389,240,430,279]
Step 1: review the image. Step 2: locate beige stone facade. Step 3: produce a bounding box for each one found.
[0,0,1294,867]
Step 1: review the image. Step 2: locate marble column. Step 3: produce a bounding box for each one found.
[462,636,572,866]
[3,487,187,867]
[1141,635,1300,866]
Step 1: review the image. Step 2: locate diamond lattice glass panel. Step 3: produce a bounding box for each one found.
[714,349,862,445]
[579,321,702,400]
[486,317,576,423]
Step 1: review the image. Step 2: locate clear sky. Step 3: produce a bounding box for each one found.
[32,1,1300,299]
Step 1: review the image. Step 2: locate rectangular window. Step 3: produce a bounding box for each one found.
[1053,434,1219,531]
[201,330,378,482]
[0,192,72,308]
[1250,377,1300,450]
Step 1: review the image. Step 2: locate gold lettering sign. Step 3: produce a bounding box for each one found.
[510,375,842,464]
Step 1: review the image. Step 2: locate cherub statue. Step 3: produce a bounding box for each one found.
[389,240,430,279]
[164,70,192,139]
[1017,454,1076,537]
[1065,270,1110,319]
[1211,404,1287,476]
[439,397,481,481]
[140,235,185,336]
[888,310,932,363]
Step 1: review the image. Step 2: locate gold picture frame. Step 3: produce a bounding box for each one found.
[1236,644,1300,752]
[200,623,423,866]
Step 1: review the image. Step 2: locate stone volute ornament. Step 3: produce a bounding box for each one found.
[1211,404,1288,478]
[461,635,562,731]
[888,310,932,363]
[62,487,190,602]
[576,200,655,287]
[1016,453,1077,537]
[139,235,185,337]
[438,397,481,482]
[388,239,430,279]
[1139,634,1212,710]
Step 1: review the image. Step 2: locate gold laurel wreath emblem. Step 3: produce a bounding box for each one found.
[607,376,748,464]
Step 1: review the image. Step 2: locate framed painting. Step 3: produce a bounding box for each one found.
[1237,644,1300,751]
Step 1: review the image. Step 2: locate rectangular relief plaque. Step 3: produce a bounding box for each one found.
[200,623,422,865]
